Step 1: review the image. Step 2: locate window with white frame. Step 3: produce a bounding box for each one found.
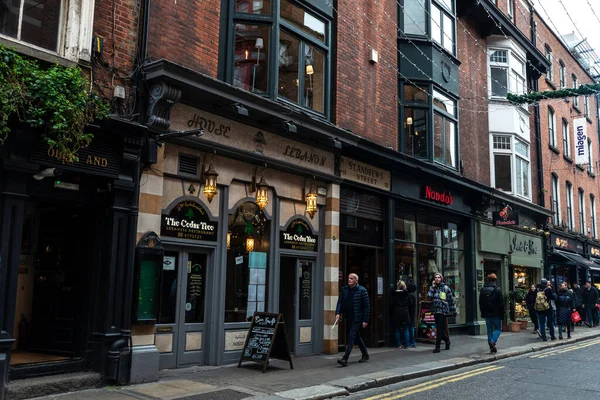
[579,188,586,234]
[491,134,531,199]
[552,174,560,225]
[572,74,579,109]
[584,96,590,118]
[548,107,556,147]
[591,195,597,239]
[545,45,553,82]
[559,61,566,88]
[0,0,94,61]
[430,0,455,55]
[566,182,574,230]
[563,119,571,158]
[488,48,525,98]
[588,138,594,174]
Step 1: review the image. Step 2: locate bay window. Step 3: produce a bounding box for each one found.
[488,48,525,98]
[430,0,455,54]
[229,0,330,115]
[401,0,427,36]
[491,134,531,199]
[401,83,458,169]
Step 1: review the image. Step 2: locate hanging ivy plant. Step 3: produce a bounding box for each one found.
[0,44,110,162]
[507,83,600,105]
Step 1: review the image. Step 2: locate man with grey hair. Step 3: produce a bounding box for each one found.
[335,273,370,366]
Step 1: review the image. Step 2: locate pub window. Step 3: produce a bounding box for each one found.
[228,0,330,116]
[225,201,271,323]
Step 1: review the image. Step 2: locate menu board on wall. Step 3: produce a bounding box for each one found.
[161,200,218,241]
[280,219,318,252]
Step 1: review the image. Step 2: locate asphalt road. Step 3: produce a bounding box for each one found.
[345,337,600,400]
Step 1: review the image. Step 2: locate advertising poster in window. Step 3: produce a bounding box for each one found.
[417,301,438,343]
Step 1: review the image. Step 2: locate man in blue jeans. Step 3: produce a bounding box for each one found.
[335,273,370,366]
[536,279,557,341]
[479,273,504,353]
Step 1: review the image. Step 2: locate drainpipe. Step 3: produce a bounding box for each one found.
[107,338,128,384]
[530,4,545,207]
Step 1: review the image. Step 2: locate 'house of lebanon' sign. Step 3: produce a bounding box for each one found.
[170,104,334,175]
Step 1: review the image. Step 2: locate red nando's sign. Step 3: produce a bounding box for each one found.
[422,185,453,206]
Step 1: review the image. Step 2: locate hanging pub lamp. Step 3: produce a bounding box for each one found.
[255,176,269,210]
[305,185,318,219]
[202,162,219,203]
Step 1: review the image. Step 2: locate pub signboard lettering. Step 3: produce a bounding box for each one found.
[31,141,120,178]
[170,104,334,175]
[551,233,584,254]
[161,200,218,241]
[280,219,318,252]
[421,185,453,206]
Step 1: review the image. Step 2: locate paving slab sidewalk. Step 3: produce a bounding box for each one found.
[32,327,600,400]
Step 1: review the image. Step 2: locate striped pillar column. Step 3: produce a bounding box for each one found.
[323,183,340,354]
[137,146,165,243]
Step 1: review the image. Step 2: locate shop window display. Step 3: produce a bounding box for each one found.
[394,211,465,326]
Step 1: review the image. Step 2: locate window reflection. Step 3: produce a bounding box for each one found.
[233,24,270,93]
[281,0,325,42]
[225,202,271,323]
[1,0,61,52]
[404,108,428,159]
[303,45,324,112]
[235,0,271,14]
[279,31,300,104]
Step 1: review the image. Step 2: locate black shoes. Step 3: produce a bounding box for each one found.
[337,358,348,367]
[358,355,370,363]
[433,348,441,353]
[490,342,497,353]
[444,342,451,350]
[559,334,563,340]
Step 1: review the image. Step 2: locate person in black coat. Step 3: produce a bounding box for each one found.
[478,273,504,353]
[556,287,574,339]
[581,281,600,327]
[407,281,417,347]
[525,284,539,333]
[390,280,411,349]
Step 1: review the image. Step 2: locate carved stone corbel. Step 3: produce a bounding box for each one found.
[146,81,182,133]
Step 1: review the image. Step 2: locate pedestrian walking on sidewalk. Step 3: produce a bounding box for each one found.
[390,280,411,349]
[427,273,456,353]
[525,284,539,333]
[581,281,599,327]
[556,286,574,339]
[335,273,370,366]
[407,281,418,348]
[478,273,504,353]
[535,279,556,341]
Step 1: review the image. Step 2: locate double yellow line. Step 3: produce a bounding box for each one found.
[530,338,600,358]
[363,365,504,400]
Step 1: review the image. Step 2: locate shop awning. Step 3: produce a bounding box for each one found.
[590,258,600,272]
[554,250,598,269]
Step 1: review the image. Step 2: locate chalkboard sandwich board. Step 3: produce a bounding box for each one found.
[238,312,294,372]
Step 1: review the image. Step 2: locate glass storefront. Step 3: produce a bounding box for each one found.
[394,210,466,325]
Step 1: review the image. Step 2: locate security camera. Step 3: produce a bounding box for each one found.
[33,168,63,181]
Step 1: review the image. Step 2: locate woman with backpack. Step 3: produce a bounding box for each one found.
[525,284,539,333]
[427,273,456,353]
[556,286,574,339]
[535,279,556,341]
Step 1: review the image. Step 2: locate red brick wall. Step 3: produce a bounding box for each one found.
[93,0,141,107]
[334,0,398,147]
[146,0,221,77]
[533,13,600,233]
[456,18,490,185]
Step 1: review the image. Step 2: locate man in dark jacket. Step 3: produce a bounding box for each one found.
[479,273,504,353]
[537,279,557,341]
[335,273,370,366]
[581,281,600,327]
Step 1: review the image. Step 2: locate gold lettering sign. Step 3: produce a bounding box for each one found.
[340,157,391,191]
[46,147,108,168]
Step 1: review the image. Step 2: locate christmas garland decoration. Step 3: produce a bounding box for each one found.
[507,83,600,105]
